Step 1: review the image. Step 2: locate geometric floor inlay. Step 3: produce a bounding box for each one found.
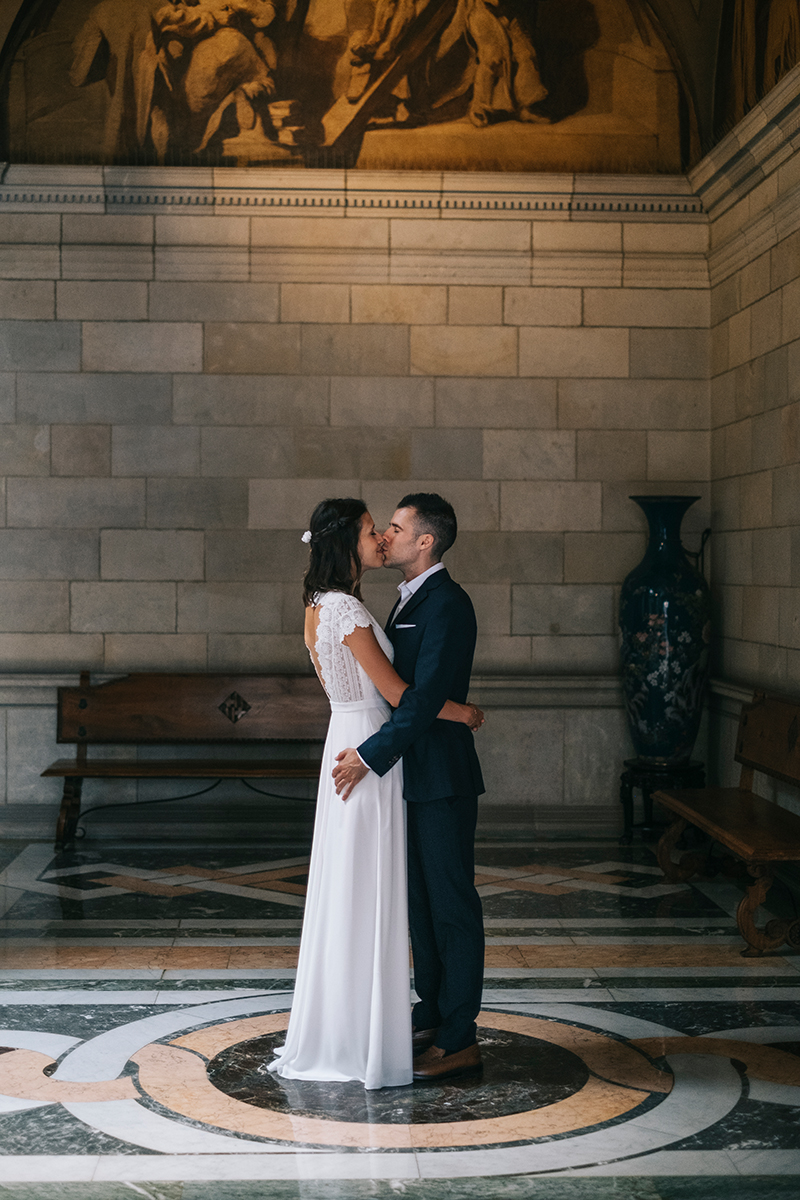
[2,838,800,1187]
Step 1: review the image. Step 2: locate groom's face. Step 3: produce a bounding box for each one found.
[382,507,422,569]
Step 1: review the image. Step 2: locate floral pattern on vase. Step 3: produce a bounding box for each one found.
[619,495,711,765]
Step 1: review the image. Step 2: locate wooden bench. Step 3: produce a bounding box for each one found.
[43,672,330,851]
[654,691,800,956]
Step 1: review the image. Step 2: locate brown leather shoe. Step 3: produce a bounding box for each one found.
[412,1026,439,1054]
[412,1042,482,1082]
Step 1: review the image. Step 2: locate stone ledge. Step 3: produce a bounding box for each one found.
[0,800,621,841]
[0,671,626,709]
[0,165,704,221]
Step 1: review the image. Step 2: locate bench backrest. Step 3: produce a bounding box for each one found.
[735,691,800,788]
[58,673,330,745]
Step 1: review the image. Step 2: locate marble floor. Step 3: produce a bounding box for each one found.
[1,834,800,1198]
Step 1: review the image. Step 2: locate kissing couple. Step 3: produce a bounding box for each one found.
[268,493,486,1089]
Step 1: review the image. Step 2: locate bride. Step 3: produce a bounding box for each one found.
[268,497,483,1091]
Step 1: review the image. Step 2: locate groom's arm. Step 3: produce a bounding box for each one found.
[355,592,476,777]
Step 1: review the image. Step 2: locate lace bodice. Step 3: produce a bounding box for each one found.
[310,591,394,706]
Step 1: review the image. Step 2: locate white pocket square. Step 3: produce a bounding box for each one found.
[396,623,416,628]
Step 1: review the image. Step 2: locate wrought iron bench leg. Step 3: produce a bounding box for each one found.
[55,777,83,852]
[737,862,800,957]
[619,770,634,844]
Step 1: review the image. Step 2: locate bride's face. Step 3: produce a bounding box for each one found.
[356,512,385,573]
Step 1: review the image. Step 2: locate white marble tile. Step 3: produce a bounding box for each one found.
[64,1099,302,1154]
[609,988,800,1001]
[633,1054,742,1136]
[0,989,276,1005]
[156,937,300,947]
[581,860,664,876]
[0,1156,99,1182]
[569,936,744,945]
[700,1024,800,1042]
[10,938,175,949]
[178,919,302,928]
[0,1095,49,1114]
[485,936,574,945]
[501,1002,684,1038]
[728,1149,800,1173]
[0,991,162,1005]
[3,919,180,929]
[196,881,306,909]
[0,1029,80,1055]
[0,844,56,887]
[162,968,297,979]
[0,886,24,918]
[483,989,615,1003]
[0,969,164,979]
[594,964,795,976]
[482,967,599,977]
[91,1153,419,1181]
[748,1079,800,1106]
[557,879,688,899]
[559,918,736,928]
[566,1150,741,1175]
[153,989,292,1004]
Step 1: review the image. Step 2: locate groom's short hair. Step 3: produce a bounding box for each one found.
[399,493,457,560]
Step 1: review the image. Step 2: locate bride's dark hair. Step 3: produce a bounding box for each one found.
[302,498,368,607]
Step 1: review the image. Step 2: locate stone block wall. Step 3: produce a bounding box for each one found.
[695,66,800,700]
[0,168,711,827]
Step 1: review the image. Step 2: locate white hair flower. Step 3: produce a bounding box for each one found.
[301,530,313,544]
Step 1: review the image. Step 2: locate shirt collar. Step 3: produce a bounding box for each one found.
[398,561,446,601]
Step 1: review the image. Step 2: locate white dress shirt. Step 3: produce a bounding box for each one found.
[392,561,446,622]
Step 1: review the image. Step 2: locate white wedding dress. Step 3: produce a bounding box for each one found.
[268,590,412,1090]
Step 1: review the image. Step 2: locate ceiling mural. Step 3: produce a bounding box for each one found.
[1,0,686,172]
[716,0,800,131]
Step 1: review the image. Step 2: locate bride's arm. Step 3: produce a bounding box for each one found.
[343,625,483,728]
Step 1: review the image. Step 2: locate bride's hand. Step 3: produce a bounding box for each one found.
[464,703,485,731]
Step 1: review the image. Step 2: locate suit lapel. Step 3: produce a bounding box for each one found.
[385,596,402,632]
[392,568,450,626]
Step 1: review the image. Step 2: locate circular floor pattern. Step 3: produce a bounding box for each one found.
[133,1009,672,1148]
[7,999,767,1173]
[208,1027,589,1123]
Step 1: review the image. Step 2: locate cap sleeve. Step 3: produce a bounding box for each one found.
[333,593,372,643]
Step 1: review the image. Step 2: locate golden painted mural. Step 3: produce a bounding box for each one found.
[3,0,683,172]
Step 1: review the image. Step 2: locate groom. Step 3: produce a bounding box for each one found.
[332,493,485,1081]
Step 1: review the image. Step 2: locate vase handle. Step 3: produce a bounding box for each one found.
[683,527,711,580]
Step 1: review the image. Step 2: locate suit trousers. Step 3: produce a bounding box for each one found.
[407,794,484,1053]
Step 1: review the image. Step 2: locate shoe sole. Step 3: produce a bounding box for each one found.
[412,1062,483,1083]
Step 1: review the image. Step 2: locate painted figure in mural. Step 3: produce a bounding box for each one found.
[728,0,800,125]
[344,0,421,121]
[441,0,548,127]
[69,0,164,161]
[152,0,279,154]
[764,0,800,91]
[342,0,547,129]
[71,0,289,161]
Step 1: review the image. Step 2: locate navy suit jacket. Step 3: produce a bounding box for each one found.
[357,568,485,803]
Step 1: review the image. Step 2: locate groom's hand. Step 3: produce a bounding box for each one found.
[333,748,369,801]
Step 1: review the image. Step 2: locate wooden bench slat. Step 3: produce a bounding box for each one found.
[47,671,329,850]
[653,786,800,862]
[43,758,321,779]
[57,673,330,744]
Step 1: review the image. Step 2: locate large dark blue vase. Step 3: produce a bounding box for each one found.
[619,495,711,765]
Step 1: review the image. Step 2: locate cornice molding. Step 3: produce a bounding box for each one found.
[690,63,800,219]
[0,164,704,221]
